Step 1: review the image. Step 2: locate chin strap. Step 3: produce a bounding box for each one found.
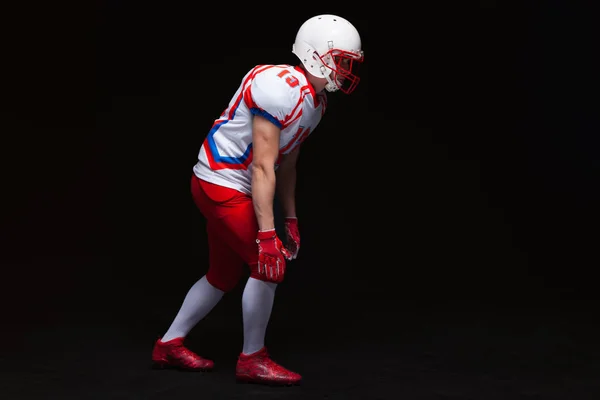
[320,64,340,92]
[325,81,340,92]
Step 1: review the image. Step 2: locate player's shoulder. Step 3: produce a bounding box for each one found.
[250,64,299,80]
[250,64,305,98]
[246,65,306,113]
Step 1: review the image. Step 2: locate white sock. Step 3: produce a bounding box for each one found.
[241,277,277,355]
[161,275,224,342]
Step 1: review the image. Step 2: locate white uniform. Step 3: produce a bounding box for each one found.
[193,64,327,195]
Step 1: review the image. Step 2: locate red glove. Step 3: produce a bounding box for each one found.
[284,217,300,259]
[256,229,292,283]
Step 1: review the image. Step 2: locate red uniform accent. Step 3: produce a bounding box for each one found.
[236,347,302,386]
[151,338,214,371]
[191,174,284,291]
[283,217,300,258]
[256,229,291,283]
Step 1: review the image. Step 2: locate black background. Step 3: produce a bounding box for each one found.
[2,1,599,398]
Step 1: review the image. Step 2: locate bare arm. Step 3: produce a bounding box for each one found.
[251,115,281,231]
[276,146,300,218]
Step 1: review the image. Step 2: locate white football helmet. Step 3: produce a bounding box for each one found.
[292,14,364,94]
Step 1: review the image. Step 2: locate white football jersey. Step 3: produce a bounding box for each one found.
[193,64,327,195]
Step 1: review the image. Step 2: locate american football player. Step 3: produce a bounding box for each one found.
[151,14,364,386]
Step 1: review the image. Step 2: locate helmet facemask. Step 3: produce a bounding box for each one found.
[317,47,364,94]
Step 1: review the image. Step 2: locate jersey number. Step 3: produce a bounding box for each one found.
[277,70,300,88]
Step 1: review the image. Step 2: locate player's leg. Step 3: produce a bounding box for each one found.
[152,221,244,371]
[158,219,243,341]
[161,261,226,341]
[152,275,221,370]
[159,275,224,342]
[200,189,274,355]
[236,276,301,385]
[151,176,245,371]
[201,181,301,385]
[241,278,277,355]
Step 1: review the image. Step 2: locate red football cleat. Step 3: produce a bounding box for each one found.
[235,347,301,386]
[151,337,214,371]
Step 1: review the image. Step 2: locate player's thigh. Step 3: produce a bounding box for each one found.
[205,219,245,292]
[212,197,259,267]
[192,175,259,266]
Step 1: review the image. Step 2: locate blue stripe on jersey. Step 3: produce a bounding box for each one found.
[207,120,253,165]
[250,107,283,129]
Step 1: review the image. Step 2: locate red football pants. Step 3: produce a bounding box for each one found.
[190,174,261,292]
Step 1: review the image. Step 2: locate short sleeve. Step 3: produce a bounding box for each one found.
[244,68,300,129]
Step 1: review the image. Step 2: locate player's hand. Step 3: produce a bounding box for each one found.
[256,229,292,283]
[284,217,300,260]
